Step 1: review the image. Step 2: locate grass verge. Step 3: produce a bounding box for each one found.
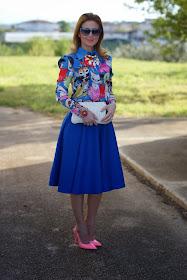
[0,56,187,118]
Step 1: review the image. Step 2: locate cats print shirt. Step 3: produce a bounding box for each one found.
[56,46,115,116]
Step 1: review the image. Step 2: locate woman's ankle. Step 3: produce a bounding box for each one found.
[76,222,89,234]
[75,224,90,244]
[84,220,95,239]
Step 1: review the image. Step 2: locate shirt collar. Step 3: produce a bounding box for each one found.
[76,46,104,62]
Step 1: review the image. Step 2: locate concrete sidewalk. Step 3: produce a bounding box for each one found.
[114,117,187,211]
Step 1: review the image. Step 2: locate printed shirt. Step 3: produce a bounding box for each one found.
[56,46,116,116]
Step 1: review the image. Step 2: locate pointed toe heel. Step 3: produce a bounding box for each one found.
[90,239,102,247]
[73,228,97,250]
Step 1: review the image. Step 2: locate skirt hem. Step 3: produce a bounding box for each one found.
[48,184,125,195]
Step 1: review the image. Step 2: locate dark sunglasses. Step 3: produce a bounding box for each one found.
[80,28,101,37]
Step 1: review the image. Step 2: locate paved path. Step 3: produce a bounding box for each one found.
[1,107,187,280]
[114,117,187,210]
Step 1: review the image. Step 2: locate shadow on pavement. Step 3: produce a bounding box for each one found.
[1,162,187,280]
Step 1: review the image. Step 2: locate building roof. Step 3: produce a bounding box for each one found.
[15,20,57,25]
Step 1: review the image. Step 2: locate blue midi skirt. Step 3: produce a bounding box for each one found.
[49,112,125,194]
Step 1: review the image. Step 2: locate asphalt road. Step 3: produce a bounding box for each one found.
[1,107,187,280]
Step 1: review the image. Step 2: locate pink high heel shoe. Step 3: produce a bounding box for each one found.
[73,227,97,250]
[90,239,102,247]
[74,226,101,247]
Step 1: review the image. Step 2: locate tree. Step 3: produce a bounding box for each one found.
[58,21,71,32]
[125,0,187,60]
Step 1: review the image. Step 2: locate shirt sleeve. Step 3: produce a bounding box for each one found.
[106,56,116,104]
[55,55,86,116]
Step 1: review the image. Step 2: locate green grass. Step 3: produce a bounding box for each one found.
[0,56,187,118]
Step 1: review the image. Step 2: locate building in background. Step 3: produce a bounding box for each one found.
[2,19,159,45]
[3,32,73,43]
[14,20,60,32]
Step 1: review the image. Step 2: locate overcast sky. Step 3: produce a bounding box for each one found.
[0,0,159,24]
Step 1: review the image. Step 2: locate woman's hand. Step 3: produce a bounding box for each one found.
[82,110,98,126]
[101,102,116,124]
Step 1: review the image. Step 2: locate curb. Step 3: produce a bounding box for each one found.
[119,152,187,211]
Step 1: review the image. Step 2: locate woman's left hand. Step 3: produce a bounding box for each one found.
[101,102,116,124]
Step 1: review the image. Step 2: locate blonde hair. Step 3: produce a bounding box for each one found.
[71,13,108,60]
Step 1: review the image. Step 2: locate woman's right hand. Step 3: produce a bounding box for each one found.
[82,110,98,126]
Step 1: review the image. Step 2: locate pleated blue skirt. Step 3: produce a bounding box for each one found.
[49,111,125,194]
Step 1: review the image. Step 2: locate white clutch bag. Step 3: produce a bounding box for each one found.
[71,101,106,124]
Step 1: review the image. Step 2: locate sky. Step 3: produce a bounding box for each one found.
[0,0,159,25]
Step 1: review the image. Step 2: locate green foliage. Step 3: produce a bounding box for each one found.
[0,26,3,43]
[0,37,72,56]
[112,41,187,62]
[101,40,129,52]
[0,43,25,56]
[0,56,186,118]
[54,38,72,56]
[58,21,71,32]
[134,0,187,55]
[27,36,55,56]
[0,44,12,55]
[0,37,186,62]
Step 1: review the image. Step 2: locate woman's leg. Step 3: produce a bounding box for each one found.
[85,193,103,241]
[70,194,90,244]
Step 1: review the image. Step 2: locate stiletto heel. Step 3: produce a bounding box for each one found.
[73,228,97,250]
[74,226,101,247]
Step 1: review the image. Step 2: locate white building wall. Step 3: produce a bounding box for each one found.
[4,32,73,43]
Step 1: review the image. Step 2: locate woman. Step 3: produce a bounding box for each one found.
[49,13,125,250]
